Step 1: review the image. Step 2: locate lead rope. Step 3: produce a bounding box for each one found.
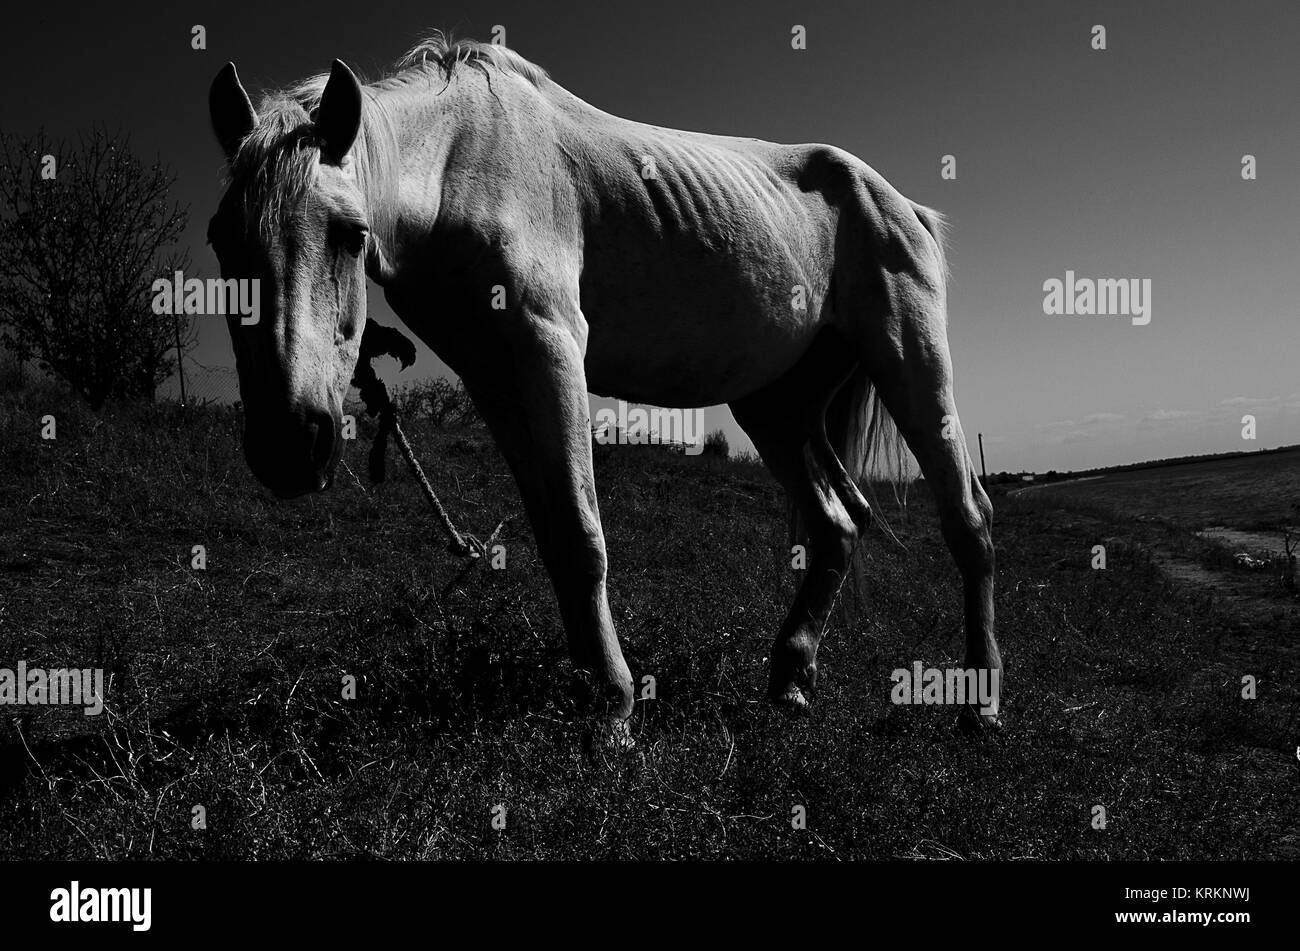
[353,356,506,561]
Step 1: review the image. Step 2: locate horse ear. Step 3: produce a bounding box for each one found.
[209,62,258,159]
[316,60,363,165]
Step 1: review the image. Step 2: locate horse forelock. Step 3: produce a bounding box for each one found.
[226,82,400,251]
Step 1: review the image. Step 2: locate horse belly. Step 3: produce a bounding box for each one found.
[581,218,835,407]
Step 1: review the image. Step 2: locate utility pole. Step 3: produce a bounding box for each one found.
[978,432,988,483]
[173,313,187,407]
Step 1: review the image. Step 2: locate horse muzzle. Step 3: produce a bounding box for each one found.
[243,407,340,498]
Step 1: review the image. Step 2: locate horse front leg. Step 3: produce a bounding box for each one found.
[478,321,635,746]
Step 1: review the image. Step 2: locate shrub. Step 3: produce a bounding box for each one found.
[390,377,478,427]
[702,429,729,459]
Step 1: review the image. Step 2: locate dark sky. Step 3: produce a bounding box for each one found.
[4,0,1297,471]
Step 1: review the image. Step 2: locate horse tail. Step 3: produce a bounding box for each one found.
[782,360,910,554]
[826,365,911,542]
[908,200,950,284]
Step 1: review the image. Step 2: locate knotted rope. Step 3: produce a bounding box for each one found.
[351,321,504,562]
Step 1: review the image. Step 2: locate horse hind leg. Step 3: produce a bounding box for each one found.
[731,340,867,710]
[849,293,1002,728]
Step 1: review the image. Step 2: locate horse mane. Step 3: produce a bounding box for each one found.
[391,30,549,88]
[226,30,548,249]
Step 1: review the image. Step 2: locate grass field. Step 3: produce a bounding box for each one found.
[1020,449,1300,532]
[2,382,1298,859]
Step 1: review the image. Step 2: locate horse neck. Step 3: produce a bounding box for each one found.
[372,71,540,257]
[384,72,531,182]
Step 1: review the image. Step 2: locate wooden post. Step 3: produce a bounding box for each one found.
[173,314,187,407]
[978,432,987,483]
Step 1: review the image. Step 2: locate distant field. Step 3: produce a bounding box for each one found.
[1022,449,1300,531]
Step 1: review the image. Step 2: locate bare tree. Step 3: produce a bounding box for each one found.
[0,128,192,407]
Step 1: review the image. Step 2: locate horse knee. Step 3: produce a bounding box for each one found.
[968,515,995,575]
[551,519,608,584]
[574,540,608,584]
[942,500,994,575]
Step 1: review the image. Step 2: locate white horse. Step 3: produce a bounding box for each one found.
[207,34,1002,744]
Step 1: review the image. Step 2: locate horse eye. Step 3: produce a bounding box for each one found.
[333,222,368,257]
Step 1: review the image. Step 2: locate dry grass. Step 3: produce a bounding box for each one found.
[2,381,1298,859]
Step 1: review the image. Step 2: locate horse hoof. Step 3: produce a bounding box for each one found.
[957,704,1003,735]
[584,716,635,756]
[770,685,811,714]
